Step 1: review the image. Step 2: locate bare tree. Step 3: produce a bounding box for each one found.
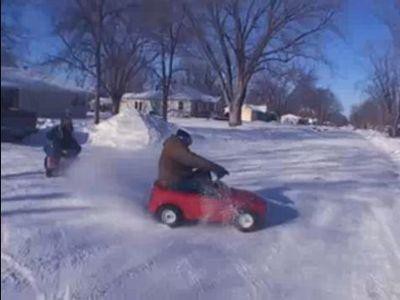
[365,52,399,136]
[376,0,400,53]
[390,0,400,135]
[369,0,400,136]
[287,71,343,124]
[247,66,300,116]
[186,0,340,126]
[141,0,186,121]
[350,99,383,130]
[101,10,153,114]
[178,56,220,96]
[47,0,150,123]
[1,0,27,66]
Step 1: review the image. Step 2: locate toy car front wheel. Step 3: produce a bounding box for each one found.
[234,211,258,232]
[44,157,53,177]
[157,205,183,228]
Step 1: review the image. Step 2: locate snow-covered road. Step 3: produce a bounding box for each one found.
[2,120,400,300]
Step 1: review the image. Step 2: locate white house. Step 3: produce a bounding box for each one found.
[280,114,302,125]
[241,104,268,122]
[224,104,269,122]
[122,86,221,118]
[89,97,113,112]
[1,67,91,118]
[280,114,317,125]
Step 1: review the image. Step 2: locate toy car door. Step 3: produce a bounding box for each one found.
[198,191,231,222]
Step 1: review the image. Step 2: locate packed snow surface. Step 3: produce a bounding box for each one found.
[1,117,400,300]
[358,129,400,169]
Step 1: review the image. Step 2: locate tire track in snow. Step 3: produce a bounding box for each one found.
[233,258,264,299]
[350,199,400,300]
[1,220,44,299]
[87,239,175,299]
[1,252,44,299]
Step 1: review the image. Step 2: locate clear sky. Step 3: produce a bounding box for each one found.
[21,0,393,115]
[316,0,392,115]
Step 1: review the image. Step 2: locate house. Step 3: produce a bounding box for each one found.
[1,67,91,119]
[121,86,221,118]
[89,97,113,112]
[280,114,317,125]
[241,104,268,122]
[224,104,275,122]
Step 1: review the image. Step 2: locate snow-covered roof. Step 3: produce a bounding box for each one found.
[280,114,301,125]
[1,67,89,94]
[123,90,162,101]
[90,97,113,105]
[244,104,268,113]
[123,86,220,103]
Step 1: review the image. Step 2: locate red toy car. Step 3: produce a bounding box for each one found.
[148,180,267,232]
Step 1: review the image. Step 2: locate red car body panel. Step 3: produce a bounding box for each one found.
[148,183,267,224]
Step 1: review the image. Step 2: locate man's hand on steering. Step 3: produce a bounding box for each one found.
[214,165,229,179]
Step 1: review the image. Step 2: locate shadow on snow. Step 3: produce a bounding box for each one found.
[257,186,299,228]
[1,206,92,217]
[1,170,44,180]
[1,192,71,202]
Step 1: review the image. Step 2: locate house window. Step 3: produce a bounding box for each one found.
[139,102,143,111]
[134,101,138,109]
[1,87,19,110]
[178,101,184,110]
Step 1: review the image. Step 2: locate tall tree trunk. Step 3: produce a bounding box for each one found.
[112,95,121,115]
[94,2,102,125]
[228,82,247,126]
[95,48,101,124]
[229,101,243,126]
[394,98,400,137]
[162,86,168,121]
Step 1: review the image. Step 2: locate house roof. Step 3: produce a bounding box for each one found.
[90,97,113,105]
[1,67,89,94]
[123,86,220,103]
[245,104,268,113]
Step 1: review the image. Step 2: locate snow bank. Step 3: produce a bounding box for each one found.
[358,130,400,168]
[90,108,176,150]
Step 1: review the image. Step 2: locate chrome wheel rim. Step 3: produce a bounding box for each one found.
[161,209,177,225]
[238,213,254,229]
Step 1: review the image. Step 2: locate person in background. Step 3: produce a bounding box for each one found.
[43,117,81,176]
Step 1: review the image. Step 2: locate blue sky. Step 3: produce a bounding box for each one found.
[21,0,393,115]
[316,0,392,114]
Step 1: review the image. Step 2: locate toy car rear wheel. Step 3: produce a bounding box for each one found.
[157,205,183,228]
[234,211,258,232]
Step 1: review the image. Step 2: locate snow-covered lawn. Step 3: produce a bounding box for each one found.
[1,116,400,299]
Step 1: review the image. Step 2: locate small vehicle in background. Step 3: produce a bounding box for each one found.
[43,118,81,177]
[1,108,37,142]
[44,149,79,177]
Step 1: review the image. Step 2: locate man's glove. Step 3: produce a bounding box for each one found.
[214,165,229,179]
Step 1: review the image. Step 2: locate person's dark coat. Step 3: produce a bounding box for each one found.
[44,125,81,158]
[158,135,223,187]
